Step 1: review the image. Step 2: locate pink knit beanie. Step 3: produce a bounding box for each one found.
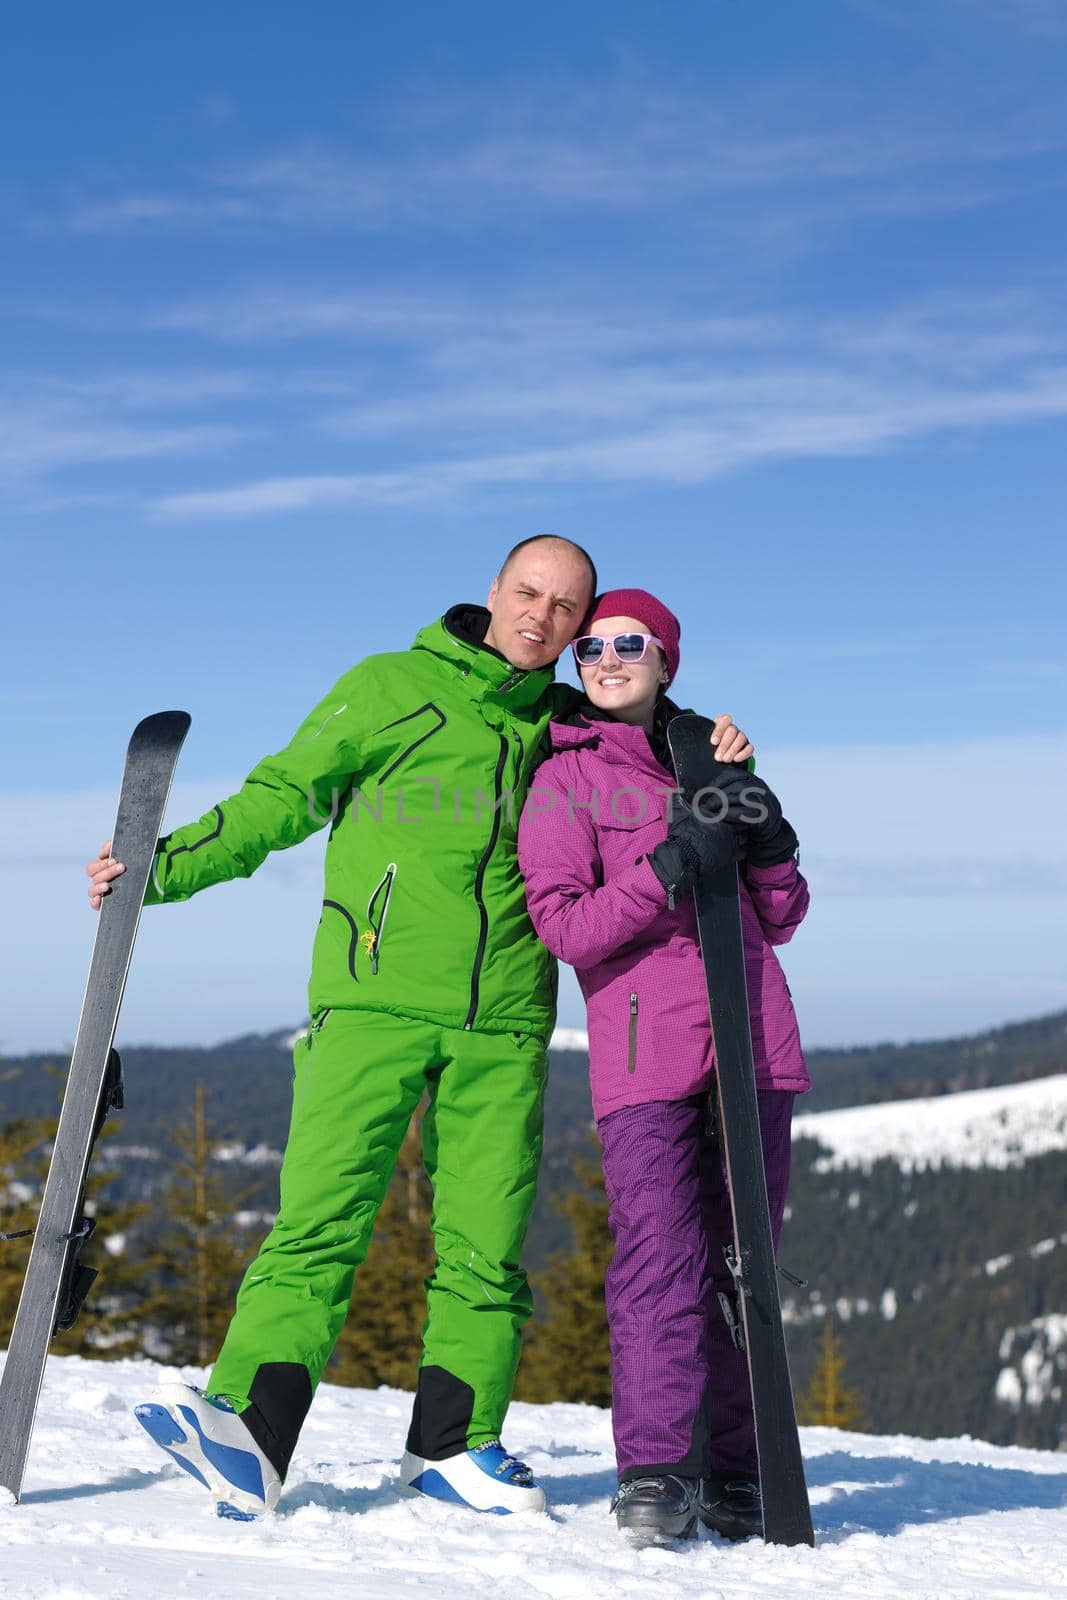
[585,588,681,685]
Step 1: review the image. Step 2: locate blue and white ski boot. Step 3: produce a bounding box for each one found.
[400,1440,546,1515]
[134,1383,282,1521]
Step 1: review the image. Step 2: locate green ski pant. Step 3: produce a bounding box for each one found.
[208,1008,548,1477]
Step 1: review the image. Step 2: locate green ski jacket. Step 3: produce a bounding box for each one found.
[145,607,570,1040]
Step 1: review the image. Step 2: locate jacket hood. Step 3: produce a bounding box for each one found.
[413,605,557,713]
[547,695,686,771]
[441,603,500,655]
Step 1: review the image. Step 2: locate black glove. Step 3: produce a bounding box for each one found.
[676,764,799,868]
[648,801,744,908]
[721,771,798,867]
[683,762,757,826]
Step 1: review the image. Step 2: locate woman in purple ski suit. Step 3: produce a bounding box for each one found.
[517,588,810,1544]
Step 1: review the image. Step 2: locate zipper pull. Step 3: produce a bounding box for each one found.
[627,992,639,1074]
[360,928,378,974]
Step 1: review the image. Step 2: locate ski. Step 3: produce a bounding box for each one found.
[0,710,191,1502]
[667,713,814,1548]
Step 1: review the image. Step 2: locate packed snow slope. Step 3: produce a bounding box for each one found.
[1,1356,1066,1600]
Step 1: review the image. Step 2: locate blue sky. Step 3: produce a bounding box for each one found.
[3,1,1065,1054]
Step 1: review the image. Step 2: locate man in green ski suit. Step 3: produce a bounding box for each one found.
[89,536,598,1518]
[88,534,749,1520]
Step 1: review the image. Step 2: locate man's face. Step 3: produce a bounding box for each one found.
[484,543,593,671]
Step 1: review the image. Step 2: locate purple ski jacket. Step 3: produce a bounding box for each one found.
[517,713,811,1121]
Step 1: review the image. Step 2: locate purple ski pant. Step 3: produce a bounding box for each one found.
[598,1090,794,1481]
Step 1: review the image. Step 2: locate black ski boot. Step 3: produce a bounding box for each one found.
[611,1474,700,1543]
[698,1470,762,1540]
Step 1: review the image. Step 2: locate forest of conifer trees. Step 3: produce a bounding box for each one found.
[2,1010,1065,1451]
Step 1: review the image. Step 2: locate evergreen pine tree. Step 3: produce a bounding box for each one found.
[0,1116,53,1344]
[515,1143,613,1407]
[329,1111,435,1389]
[796,1315,866,1429]
[49,1117,152,1361]
[141,1082,261,1367]
[1,1064,149,1361]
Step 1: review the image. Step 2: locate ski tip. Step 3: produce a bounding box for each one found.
[130,710,192,742]
[666,712,719,794]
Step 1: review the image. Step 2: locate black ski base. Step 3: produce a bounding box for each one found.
[667,712,814,1548]
[0,710,191,1504]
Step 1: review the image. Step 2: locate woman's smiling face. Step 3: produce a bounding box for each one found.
[578,614,667,728]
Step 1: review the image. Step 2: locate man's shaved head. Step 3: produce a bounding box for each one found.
[484,535,598,671]
[499,535,597,608]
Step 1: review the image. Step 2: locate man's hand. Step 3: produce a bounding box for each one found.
[86,840,125,910]
[710,714,753,764]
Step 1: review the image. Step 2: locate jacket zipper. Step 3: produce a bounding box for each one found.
[374,702,447,785]
[464,734,509,1029]
[362,862,397,975]
[628,992,638,1073]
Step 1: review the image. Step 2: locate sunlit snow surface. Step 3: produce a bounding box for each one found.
[2,1356,1066,1599]
[793,1073,1067,1172]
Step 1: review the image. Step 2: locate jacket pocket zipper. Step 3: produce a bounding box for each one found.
[628,992,638,1073]
[362,863,397,975]
[307,1007,332,1046]
[465,734,509,1029]
[374,702,447,784]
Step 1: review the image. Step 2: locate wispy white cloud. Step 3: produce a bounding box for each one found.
[15,367,361,408]
[13,285,1067,515]
[986,660,1067,678]
[0,369,345,498]
[128,283,1067,375]
[50,70,1067,240]
[0,399,249,489]
[139,285,1067,518]
[66,193,251,229]
[145,289,474,344]
[148,364,1067,520]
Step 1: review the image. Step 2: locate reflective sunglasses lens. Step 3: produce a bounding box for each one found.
[613,635,647,661]
[575,637,605,664]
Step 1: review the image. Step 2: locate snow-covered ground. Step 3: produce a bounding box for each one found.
[2,1356,1066,1600]
[793,1073,1067,1172]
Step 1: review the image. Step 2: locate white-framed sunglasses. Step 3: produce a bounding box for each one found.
[571,632,664,667]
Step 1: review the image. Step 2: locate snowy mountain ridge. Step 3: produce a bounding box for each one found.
[201,1071,1067,1176]
[793,1072,1067,1172]
[283,1023,593,1053]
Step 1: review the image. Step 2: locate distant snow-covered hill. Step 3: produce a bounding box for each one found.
[794,1073,1067,1172]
